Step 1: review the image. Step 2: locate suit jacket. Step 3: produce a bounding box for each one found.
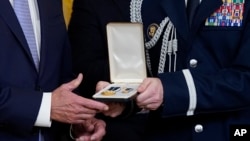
[139,0,250,141]
[0,0,72,140]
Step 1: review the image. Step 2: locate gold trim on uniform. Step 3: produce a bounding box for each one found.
[147,23,159,39]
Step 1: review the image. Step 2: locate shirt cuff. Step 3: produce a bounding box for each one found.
[34,92,52,127]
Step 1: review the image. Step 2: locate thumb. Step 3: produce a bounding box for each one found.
[137,78,150,93]
[65,73,83,91]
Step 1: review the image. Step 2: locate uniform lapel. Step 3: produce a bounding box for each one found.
[0,0,34,63]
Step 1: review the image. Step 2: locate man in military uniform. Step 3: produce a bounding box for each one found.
[130,0,250,141]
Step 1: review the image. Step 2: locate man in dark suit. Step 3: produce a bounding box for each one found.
[68,0,148,140]
[0,0,108,141]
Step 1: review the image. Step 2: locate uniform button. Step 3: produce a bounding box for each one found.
[190,59,198,68]
[194,124,203,133]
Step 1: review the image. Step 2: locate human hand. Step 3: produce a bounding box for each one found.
[51,73,109,124]
[102,102,125,117]
[136,78,164,110]
[95,81,125,117]
[95,81,110,92]
[72,118,106,141]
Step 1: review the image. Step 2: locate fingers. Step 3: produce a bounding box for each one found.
[96,81,110,92]
[89,119,106,141]
[136,78,164,110]
[75,119,106,141]
[137,93,163,110]
[51,104,96,124]
[51,94,108,123]
[136,93,155,108]
[102,103,125,117]
[76,137,86,141]
[82,120,95,132]
[51,75,109,124]
[65,98,109,123]
[139,101,161,110]
[74,120,95,133]
[136,79,153,105]
[102,109,123,117]
[79,97,109,112]
[69,113,96,124]
[76,135,90,141]
[64,73,83,91]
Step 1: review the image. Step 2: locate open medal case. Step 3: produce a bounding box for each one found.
[92,22,147,102]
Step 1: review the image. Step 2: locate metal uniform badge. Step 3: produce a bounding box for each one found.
[205,0,244,27]
[147,23,159,39]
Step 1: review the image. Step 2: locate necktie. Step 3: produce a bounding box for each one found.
[14,0,39,70]
[187,0,199,26]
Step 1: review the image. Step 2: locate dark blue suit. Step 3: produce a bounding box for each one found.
[139,0,250,141]
[0,0,72,140]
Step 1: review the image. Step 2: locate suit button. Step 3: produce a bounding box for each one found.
[190,59,198,68]
[194,124,203,133]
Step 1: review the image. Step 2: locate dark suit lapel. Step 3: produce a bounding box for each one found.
[161,0,189,41]
[36,0,47,75]
[36,0,67,77]
[0,0,34,61]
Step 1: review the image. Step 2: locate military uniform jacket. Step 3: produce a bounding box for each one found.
[133,0,250,141]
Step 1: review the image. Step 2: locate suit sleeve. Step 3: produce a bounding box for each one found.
[0,87,43,136]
